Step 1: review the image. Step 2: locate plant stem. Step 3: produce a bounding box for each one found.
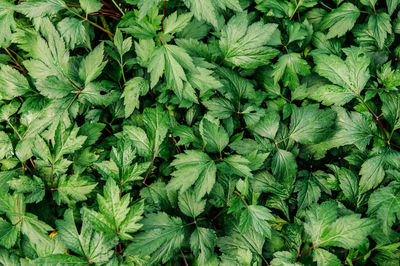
[297,243,319,261]
[168,134,181,153]
[289,0,300,20]
[7,120,36,169]
[4,48,27,74]
[142,146,157,185]
[234,190,248,206]
[67,8,115,38]
[161,0,166,31]
[50,162,57,216]
[354,91,390,145]
[320,2,333,10]
[180,249,189,266]
[111,0,125,15]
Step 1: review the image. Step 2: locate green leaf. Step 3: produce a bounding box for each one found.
[272,149,297,183]
[114,29,132,57]
[338,168,359,206]
[386,0,400,15]
[54,124,87,162]
[163,11,193,35]
[0,100,20,122]
[199,118,229,154]
[313,248,342,266]
[0,64,31,100]
[0,218,18,248]
[313,46,370,94]
[17,0,66,18]
[55,174,97,205]
[320,214,377,248]
[178,190,206,218]
[190,227,217,264]
[295,177,321,210]
[183,0,240,29]
[137,0,162,20]
[142,105,170,155]
[305,201,377,249]
[218,154,253,178]
[56,209,117,264]
[79,0,102,14]
[219,12,279,69]
[368,183,400,234]
[368,13,392,49]
[79,42,107,85]
[239,205,274,237]
[123,126,151,157]
[122,77,149,118]
[167,150,217,200]
[320,3,360,39]
[271,251,302,266]
[272,53,311,91]
[148,44,196,95]
[83,178,143,240]
[0,132,12,160]
[0,0,15,48]
[31,254,88,265]
[380,92,400,130]
[359,153,386,193]
[125,212,186,264]
[57,17,90,50]
[8,175,45,203]
[332,107,376,150]
[250,110,280,139]
[288,104,335,144]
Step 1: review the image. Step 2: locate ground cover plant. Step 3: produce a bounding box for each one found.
[1,0,400,265]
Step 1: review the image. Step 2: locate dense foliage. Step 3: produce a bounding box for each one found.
[1,0,400,265]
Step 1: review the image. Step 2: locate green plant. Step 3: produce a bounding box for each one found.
[0,0,400,265]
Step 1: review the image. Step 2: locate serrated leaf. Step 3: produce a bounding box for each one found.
[0,0,15,48]
[368,183,400,234]
[272,149,297,184]
[239,205,274,237]
[125,212,185,264]
[122,77,149,118]
[178,191,206,218]
[219,12,279,69]
[368,12,392,49]
[163,11,193,35]
[272,53,311,91]
[199,118,229,154]
[83,178,143,240]
[55,174,97,205]
[79,42,106,85]
[320,3,360,39]
[0,64,31,100]
[167,150,216,200]
[79,0,102,14]
[17,0,66,18]
[295,177,321,210]
[8,175,45,203]
[190,227,217,264]
[288,104,335,144]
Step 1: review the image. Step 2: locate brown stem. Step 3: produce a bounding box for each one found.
[4,48,27,74]
[297,243,319,261]
[354,91,390,145]
[168,134,181,153]
[180,249,189,266]
[210,207,227,222]
[142,148,157,185]
[161,0,166,32]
